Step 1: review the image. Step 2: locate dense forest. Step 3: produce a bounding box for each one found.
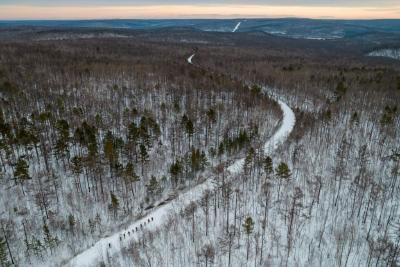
[0,26,399,266]
[0,35,280,266]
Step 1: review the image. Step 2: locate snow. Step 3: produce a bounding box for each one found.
[66,51,295,267]
[187,54,195,64]
[368,48,400,60]
[232,22,241,33]
[263,100,296,154]
[227,99,295,173]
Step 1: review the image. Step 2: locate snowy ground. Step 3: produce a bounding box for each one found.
[65,55,295,267]
[368,48,400,60]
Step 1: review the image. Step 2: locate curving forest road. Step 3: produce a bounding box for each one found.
[66,53,295,267]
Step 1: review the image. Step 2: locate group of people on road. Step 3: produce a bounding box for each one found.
[108,217,154,248]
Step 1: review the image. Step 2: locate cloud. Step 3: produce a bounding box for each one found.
[1,4,400,19]
[1,0,400,8]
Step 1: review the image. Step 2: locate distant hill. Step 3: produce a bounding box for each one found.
[1,18,400,40]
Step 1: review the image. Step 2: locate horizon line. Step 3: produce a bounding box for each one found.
[1,17,400,21]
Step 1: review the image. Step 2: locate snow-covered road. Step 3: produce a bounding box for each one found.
[227,99,295,173]
[66,52,295,267]
[232,22,241,32]
[187,54,195,64]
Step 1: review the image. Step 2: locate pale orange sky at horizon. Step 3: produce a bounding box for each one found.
[0,4,400,20]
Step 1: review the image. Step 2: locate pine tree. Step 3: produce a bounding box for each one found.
[14,158,30,181]
[127,122,139,158]
[218,142,225,157]
[139,143,149,175]
[110,192,119,218]
[14,157,30,194]
[200,151,208,171]
[31,236,44,258]
[183,115,194,147]
[139,116,152,148]
[80,121,98,158]
[71,156,82,172]
[334,81,347,101]
[146,176,161,199]
[243,216,255,261]
[170,159,182,187]
[43,224,58,254]
[276,162,291,201]
[68,214,76,235]
[276,162,291,179]
[263,156,273,178]
[123,162,140,195]
[244,147,255,175]
[205,108,216,146]
[206,108,216,124]
[0,237,9,267]
[88,219,95,234]
[103,131,117,168]
[54,119,70,158]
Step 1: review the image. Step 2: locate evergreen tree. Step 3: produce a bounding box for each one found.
[200,151,209,170]
[350,112,359,125]
[146,176,161,198]
[139,143,149,175]
[243,216,255,261]
[14,158,30,181]
[81,122,98,158]
[139,116,152,147]
[110,192,119,218]
[244,147,255,175]
[334,81,347,101]
[276,162,291,201]
[190,148,201,172]
[127,122,139,158]
[68,214,76,235]
[0,237,9,267]
[30,236,44,258]
[170,159,182,187]
[263,156,273,177]
[380,105,397,126]
[71,156,83,175]
[206,108,216,124]
[123,162,140,195]
[43,224,58,253]
[103,131,117,167]
[54,119,70,158]
[218,142,225,157]
[14,158,30,194]
[173,99,180,113]
[182,115,194,146]
[276,162,291,180]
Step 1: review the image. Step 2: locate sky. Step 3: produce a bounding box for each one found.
[0,0,399,20]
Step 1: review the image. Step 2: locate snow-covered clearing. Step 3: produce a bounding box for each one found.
[66,54,295,267]
[232,22,241,33]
